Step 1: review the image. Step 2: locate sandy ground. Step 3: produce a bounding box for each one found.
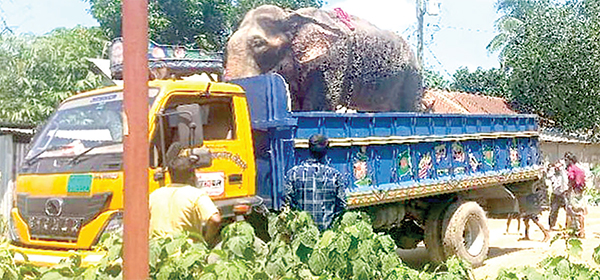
[397,206,600,279]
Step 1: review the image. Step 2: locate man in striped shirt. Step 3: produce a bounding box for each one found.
[284,134,348,230]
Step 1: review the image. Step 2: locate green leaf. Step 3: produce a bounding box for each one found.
[40,271,65,280]
[198,272,217,280]
[253,272,270,280]
[308,250,327,275]
[318,230,336,249]
[265,259,285,277]
[106,243,122,261]
[156,262,174,280]
[334,234,351,254]
[593,245,600,265]
[83,266,98,280]
[165,236,186,256]
[568,238,583,258]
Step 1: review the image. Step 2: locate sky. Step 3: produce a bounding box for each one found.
[0,0,503,79]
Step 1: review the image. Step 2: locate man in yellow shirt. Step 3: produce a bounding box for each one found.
[149,143,221,246]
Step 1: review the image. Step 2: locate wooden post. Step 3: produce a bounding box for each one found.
[122,0,149,278]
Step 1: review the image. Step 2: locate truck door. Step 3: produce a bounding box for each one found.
[151,92,255,201]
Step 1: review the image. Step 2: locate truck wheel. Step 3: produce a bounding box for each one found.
[424,204,447,263]
[441,201,489,267]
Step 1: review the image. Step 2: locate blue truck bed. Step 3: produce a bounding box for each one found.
[233,74,541,210]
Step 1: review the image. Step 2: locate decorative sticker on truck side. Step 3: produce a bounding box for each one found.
[483,145,495,168]
[468,153,480,172]
[509,139,521,168]
[452,142,466,175]
[418,152,433,179]
[435,144,449,176]
[353,147,372,187]
[396,149,412,180]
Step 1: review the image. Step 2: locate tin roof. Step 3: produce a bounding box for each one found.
[423,89,516,115]
[422,88,597,144]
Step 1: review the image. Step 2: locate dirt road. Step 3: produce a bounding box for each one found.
[397,206,600,279]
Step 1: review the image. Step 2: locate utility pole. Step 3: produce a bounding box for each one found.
[122,0,149,279]
[416,0,425,69]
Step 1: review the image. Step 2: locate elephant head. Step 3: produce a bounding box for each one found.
[225,5,347,80]
[226,5,423,112]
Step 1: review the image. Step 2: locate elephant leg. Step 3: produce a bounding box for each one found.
[301,70,333,111]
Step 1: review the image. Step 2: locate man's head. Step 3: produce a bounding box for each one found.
[167,143,196,185]
[564,152,577,165]
[309,134,329,160]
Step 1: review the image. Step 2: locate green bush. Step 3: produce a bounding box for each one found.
[0,210,475,280]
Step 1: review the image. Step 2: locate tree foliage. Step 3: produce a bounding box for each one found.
[0,27,107,124]
[450,67,508,98]
[85,0,323,51]
[490,0,600,135]
[422,69,450,90]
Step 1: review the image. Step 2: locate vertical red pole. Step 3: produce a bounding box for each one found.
[122,0,149,279]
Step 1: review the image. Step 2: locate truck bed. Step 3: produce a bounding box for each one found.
[233,74,541,210]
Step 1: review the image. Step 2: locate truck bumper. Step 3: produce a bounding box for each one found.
[213,196,265,219]
[9,244,105,266]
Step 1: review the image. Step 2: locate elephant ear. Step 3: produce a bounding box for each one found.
[286,9,348,63]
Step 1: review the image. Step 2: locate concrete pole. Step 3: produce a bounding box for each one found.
[122,0,149,279]
[416,0,424,69]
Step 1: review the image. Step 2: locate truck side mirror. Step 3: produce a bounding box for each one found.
[191,147,212,168]
[173,104,204,147]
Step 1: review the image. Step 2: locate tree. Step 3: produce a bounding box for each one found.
[85,0,323,51]
[490,0,600,135]
[422,69,450,90]
[450,67,508,98]
[0,27,107,124]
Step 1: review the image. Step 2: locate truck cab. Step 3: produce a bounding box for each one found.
[10,79,258,265]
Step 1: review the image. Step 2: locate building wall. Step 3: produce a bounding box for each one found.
[0,135,30,219]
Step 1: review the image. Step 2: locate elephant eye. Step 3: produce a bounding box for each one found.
[250,37,268,51]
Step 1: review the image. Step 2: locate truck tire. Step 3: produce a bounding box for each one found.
[441,201,489,267]
[424,204,447,263]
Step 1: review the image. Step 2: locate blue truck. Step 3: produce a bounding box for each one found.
[235,74,541,266]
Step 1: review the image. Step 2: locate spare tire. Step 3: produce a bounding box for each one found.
[441,201,489,267]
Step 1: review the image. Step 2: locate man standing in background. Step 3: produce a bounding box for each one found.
[548,159,568,231]
[564,152,587,238]
[284,134,348,230]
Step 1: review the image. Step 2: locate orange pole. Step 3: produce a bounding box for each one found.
[122,0,149,279]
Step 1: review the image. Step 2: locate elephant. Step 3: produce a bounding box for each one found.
[225,5,423,112]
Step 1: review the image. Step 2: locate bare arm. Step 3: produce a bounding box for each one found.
[204,213,222,247]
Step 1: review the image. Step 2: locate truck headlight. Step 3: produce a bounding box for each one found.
[98,212,123,238]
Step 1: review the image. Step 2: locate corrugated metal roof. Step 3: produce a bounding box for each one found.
[423,89,516,115]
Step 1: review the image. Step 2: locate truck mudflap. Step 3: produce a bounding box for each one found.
[9,244,105,266]
[213,196,266,219]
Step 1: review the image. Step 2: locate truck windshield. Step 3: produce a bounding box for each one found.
[26,89,158,162]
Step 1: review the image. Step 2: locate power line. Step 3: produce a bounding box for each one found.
[426,44,453,77]
[427,23,496,34]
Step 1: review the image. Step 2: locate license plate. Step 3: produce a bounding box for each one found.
[28,216,84,238]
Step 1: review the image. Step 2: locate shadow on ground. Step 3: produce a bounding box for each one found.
[396,244,529,271]
[487,247,527,259]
